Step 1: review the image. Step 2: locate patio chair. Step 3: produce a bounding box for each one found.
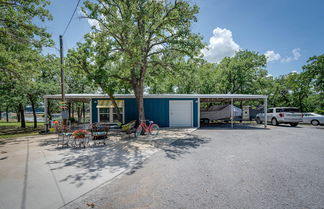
[120,120,137,138]
[89,123,109,145]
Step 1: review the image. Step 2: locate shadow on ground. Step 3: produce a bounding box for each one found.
[0,126,43,136]
[0,138,28,146]
[161,134,210,160]
[44,141,151,187]
[125,133,209,175]
[201,123,268,130]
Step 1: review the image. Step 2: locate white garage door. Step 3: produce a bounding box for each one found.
[169,100,193,127]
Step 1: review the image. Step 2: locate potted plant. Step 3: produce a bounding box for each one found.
[72,129,89,139]
[52,120,60,132]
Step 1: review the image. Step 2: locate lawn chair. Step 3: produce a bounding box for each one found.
[120,120,137,138]
[89,123,109,145]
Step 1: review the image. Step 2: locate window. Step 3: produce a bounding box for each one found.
[283,108,300,113]
[275,108,283,113]
[267,109,273,113]
[99,107,124,123]
[99,108,110,123]
[97,100,124,123]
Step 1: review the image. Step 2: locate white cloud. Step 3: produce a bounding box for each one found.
[292,48,301,60]
[264,48,301,63]
[281,48,301,63]
[202,27,240,63]
[265,50,281,62]
[87,18,100,30]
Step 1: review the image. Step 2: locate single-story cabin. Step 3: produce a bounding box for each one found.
[43,94,268,129]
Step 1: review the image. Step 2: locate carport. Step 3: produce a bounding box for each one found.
[43,94,92,131]
[197,94,268,128]
[44,93,268,130]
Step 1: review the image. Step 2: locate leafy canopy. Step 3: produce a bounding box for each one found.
[81,0,204,119]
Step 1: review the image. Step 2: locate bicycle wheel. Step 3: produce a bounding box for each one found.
[135,126,143,137]
[149,124,159,136]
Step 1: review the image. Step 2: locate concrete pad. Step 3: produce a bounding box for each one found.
[0,134,158,209]
[136,128,198,147]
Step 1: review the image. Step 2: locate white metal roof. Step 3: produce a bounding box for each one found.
[44,93,267,100]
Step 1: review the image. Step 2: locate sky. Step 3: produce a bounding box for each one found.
[43,0,324,77]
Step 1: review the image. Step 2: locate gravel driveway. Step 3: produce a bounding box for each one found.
[65,125,324,209]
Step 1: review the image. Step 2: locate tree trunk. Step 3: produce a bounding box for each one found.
[30,98,37,128]
[299,95,303,112]
[48,100,52,128]
[77,106,81,124]
[71,103,74,118]
[16,107,20,122]
[108,93,123,123]
[6,106,9,122]
[130,64,147,122]
[137,92,145,121]
[19,103,26,128]
[68,102,71,119]
[134,79,145,121]
[0,106,2,121]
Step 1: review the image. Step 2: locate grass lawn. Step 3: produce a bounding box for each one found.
[0,121,45,127]
[0,121,45,139]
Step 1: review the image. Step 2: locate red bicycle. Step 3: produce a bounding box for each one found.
[135,120,159,137]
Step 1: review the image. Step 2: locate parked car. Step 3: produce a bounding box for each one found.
[302,113,324,126]
[256,107,303,127]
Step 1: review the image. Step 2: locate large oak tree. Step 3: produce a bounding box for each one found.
[82,0,204,121]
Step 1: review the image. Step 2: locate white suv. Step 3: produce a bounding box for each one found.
[256,107,303,127]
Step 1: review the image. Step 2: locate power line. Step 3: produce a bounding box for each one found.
[62,0,82,36]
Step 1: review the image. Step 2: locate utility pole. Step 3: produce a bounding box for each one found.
[59,35,65,102]
[59,35,68,125]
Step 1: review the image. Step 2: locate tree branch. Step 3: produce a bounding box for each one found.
[109,74,132,82]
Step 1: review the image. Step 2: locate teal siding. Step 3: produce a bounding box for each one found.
[124,98,138,124]
[144,99,170,127]
[91,97,198,127]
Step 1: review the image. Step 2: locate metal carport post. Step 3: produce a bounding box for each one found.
[44,97,48,132]
[264,97,267,128]
[231,97,234,128]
